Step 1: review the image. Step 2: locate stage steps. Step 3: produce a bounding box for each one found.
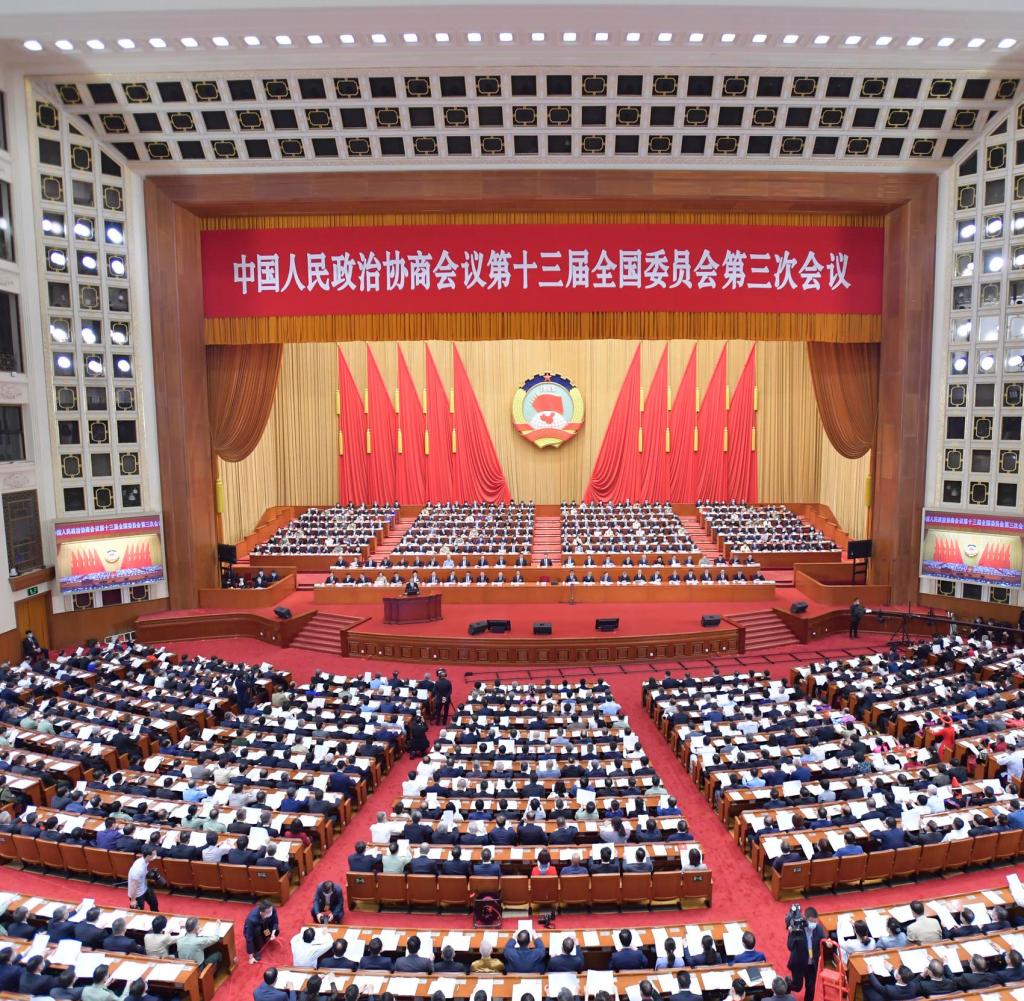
[679,516,719,560]
[288,611,354,655]
[531,515,563,566]
[725,609,801,652]
[366,516,416,560]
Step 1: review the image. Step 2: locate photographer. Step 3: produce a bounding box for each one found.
[786,905,826,1001]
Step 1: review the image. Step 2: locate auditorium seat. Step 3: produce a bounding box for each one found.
[681,870,713,908]
[621,872,653,909]
[529,874,559,911]
[808,856,839,891]
[83,846,114,881]
[943,837,973,871]
[249,867,290,902]
[969,832,998,866]
[221,864,253,898]
[770,861,809,900]
[377,873,409,909]
[995,828,1023,862]
[890,845,921,881]
[498,875,531,912]
[437,875,469,910]
[860,850,893,887]
[346,872,378,911]
[34,837,64,873]
[916,842,949,877]
[58,842,90,878]
[161,856,197,891]
[11,834,39,868]
[468,875,500,897]
[590,873,622,910]
[559,874,591,909]
[651,870,682,908]
[192,861,225,896]
[407,874,439,910]
[835,852,867,890]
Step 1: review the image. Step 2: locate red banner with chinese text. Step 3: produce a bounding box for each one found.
[201,223,884,318]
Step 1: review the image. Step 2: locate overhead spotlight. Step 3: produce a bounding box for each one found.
[874,36,893,45]
[988,255,1004,272]
[498,31,513,41]
[782,33,799,43]
[752,33,767,43]
[306,34,322,45]
[967,37,985,47]
[86,359,103,375]
[813,34,830,44]
[1009,354,1024,368]
[955,322,971,339]
[48,250,67,268]
[434,32,450,42]
[960,223,977,238]
[720,32,736,42]
[243,35,261,46]
[274,34,292,45]
[80,254,97,271]
[657,32,673,42]
[594,31,609,41]
[86,39,105,50]
[55,40,74,50]
[844,34,862,44]
[980,355,996,372]
[531,31,545,41]
[73,220,92,238]
[23,40,43,51]
[986,218,1003,235]
[55,355,73,371]
[371,33,387,43]
[952,356,968,373]
[906,36,924,46]
[109,258,126,277]
[213,36,230,46]
[115,358,132,374]
[181,36,199,47]
[148,37,167,48]
[116,38,135,49]
[466,31,482,42]
[81,326,97,344]
[562,31,577,42]
[1014,251,1024,267]
[689,32,704,42]
[49,324,70,343]
[339,34,355,44]
[403,32,418,42]
[625,31,640,41]
[937,36,955,46]
[997,38,1017,48]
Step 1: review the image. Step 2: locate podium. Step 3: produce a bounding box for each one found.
[382,592,442,625]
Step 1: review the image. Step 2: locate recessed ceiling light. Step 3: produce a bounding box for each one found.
[752,33,767,44]
[116,38,135,49]
[434,32,450,42]
[243,35,261,46]
[562,31,576,42]
[86,39,105,50]
[55,39,74,50]
[906,36,923,46]
[997,38,1017,48]
[937,36,954,46]
[306,34,323,45]
[813,34,830,44]
[339,34,355,44]
[467,31,482,42]
[720,32,735,42]
[594,31,609,41]
[498,31,513,41]
[212,36,230,46]
[657,32,673,42]
[180,37,199,47]
[402,32,418,43]
[23,39,43,51]
[531,31,545,41]
[844,34,862,44]
[370,33,387,43]
[625,31,640,42]
[148,37,167,48]
[874,36,892,46]
[689,32,704,42]
[967,37,985,47]
[274,35,292,45]
[782,33,799,44]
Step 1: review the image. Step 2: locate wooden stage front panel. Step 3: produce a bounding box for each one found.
[312,582,775,605]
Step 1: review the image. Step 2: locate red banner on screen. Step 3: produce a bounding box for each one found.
[201,223,884,318]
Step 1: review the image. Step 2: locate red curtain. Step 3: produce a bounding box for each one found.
[727,346,759,503]
[694,347,729,502]
[395,347,427,504]
[584,345,643,502]
[807,342,878,459]
[638,346,670,501]
[365,346,397,504]
[452,346,511,502]
[423,346,454,503]
[668,348,698,503]
[207,344,283,462]
[337,349,368,503]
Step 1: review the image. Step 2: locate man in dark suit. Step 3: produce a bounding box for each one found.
[472,849,502,877]
[402,811,432,845]
[589,846,620,874]
[518,812,547,845]
[609,930,649,971]
[863,964,921,1001]
[547,937,584,973]
[45,906,77,942]
[670,971,704,1001]
[955,957,998,991]
[103,917,145,955]
[871,818,906,851]
[225,836,259,867]
[917,960,958,996]
[440,846,471,876]
[347,842,381,872]
[849,599,864,638]
[409,844,438,875]
[787,906,826,1001]
[74,908,107,948]
[253,968,292,1001]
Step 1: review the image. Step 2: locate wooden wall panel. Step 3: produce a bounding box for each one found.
[144,182,219,606]
[49,597,169,648]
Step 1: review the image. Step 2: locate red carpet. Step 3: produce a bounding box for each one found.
[9,635,1021,1001]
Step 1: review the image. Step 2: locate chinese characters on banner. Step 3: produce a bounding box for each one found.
[200,223,884,318]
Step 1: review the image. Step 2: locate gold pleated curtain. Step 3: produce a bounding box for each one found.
[806,341,879,459]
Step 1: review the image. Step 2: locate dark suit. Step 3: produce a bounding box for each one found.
[787,921,826,1001]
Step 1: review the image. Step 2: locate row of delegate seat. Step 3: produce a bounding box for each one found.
[346,869,713,913]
